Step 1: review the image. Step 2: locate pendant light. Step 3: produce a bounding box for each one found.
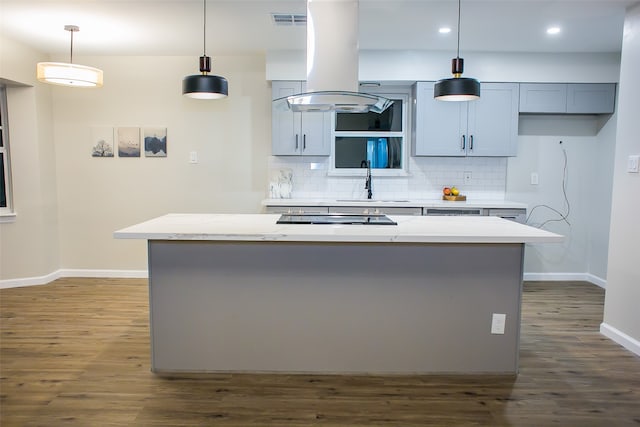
[36,25,103,88]
[182,0,228,99]
[434,0,480,101]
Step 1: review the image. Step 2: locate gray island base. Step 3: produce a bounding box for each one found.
[115,214,563,374]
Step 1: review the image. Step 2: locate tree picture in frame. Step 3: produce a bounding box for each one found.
[91,127,114,157]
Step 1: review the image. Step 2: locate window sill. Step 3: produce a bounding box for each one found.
[0,212,17,223]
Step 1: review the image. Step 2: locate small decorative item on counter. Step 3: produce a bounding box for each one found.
[442,186,466,201]
[269,168,293,199]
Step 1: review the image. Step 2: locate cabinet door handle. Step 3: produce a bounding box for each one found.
[470,135,474,150]
[461,135,466,150]
[295,134,299,150]
[303,134,307,150]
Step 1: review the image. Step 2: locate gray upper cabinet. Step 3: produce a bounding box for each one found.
[412,82,519,157]
[271,81,331,156]
[518,83,567,113]
[566,84,616,114]
[519,83,616,114]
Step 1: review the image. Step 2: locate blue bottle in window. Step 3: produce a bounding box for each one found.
[376,138,388,168]
[367,138,377,168]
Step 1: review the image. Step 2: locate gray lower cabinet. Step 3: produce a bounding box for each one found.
[424,207,484,216]
[328,206,423,215]
[412,82,519,157]
[265,205,527,222]
[519,83,616,114]
[264,206,330,214]
[272,81,331,156]
[265,205,422,215]
[486,208,527,224]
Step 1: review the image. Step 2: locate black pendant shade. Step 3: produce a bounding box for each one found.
[182,74,228,99]
[434,77,480,101]
[182,0,228,99]
[434,58,480,101]
[183,56,228,99]
[434,0,480,101]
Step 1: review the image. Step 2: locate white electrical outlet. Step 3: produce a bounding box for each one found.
[189,151,198,164]
[463,171,472,184]
[530,172,539,185]
[628,155,639,173]
[491,313,506,335]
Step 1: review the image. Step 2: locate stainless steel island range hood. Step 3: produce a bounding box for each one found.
[273,0,392,114]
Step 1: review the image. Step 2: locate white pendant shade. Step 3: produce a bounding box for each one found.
[36,62,103,87]
[36,25,103,88]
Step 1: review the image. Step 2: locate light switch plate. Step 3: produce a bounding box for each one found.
[189,151,198,164]
[628,155,639,173]
[531,172,539,185]
[491,313,506,335]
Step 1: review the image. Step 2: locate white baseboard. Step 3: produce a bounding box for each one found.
[584,273,607,288]
[3,270,606,289]
[58,269,148,279]
[600,322,640,357]
[1,269,148,289]
[523,272,606,288]
[0,270,61,289]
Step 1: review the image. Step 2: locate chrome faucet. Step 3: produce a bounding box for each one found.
[361,160,372,199]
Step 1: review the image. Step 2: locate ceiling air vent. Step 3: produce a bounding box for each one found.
[271,13,307,26]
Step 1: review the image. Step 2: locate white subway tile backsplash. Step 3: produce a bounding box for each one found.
[268,155,507,200]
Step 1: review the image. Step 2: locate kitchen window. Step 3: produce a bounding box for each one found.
[330,87,410,176]
[0,85,13,219]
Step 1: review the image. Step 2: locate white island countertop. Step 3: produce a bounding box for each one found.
[114,213,562,244]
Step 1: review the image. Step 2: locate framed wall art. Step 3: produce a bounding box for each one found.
[117,127,141,157]
[144,127,167,157]
[91,127,114,157]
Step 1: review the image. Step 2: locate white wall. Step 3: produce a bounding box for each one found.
[0,41,271,279]
[52,55,271,271]
[0,36,60,281]
[602,3,640,354]
[505,115,617,283]
[267,50,622,83]
[588,115,617,280]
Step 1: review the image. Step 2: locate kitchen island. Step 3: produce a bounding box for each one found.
[114,213,562,374]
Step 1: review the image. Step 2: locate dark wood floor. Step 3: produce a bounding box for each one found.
[1,278,639,426]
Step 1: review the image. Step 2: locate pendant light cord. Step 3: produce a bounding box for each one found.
[69,28,74,64]
[202,0,207,56]
[456,0,461,58]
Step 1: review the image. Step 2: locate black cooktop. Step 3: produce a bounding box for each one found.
[277,213,397,225]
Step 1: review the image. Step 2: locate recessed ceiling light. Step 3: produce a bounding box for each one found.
[439,27,452,34]
[547,26,561,35]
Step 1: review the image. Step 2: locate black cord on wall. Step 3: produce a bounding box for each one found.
[526,141,571,229]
